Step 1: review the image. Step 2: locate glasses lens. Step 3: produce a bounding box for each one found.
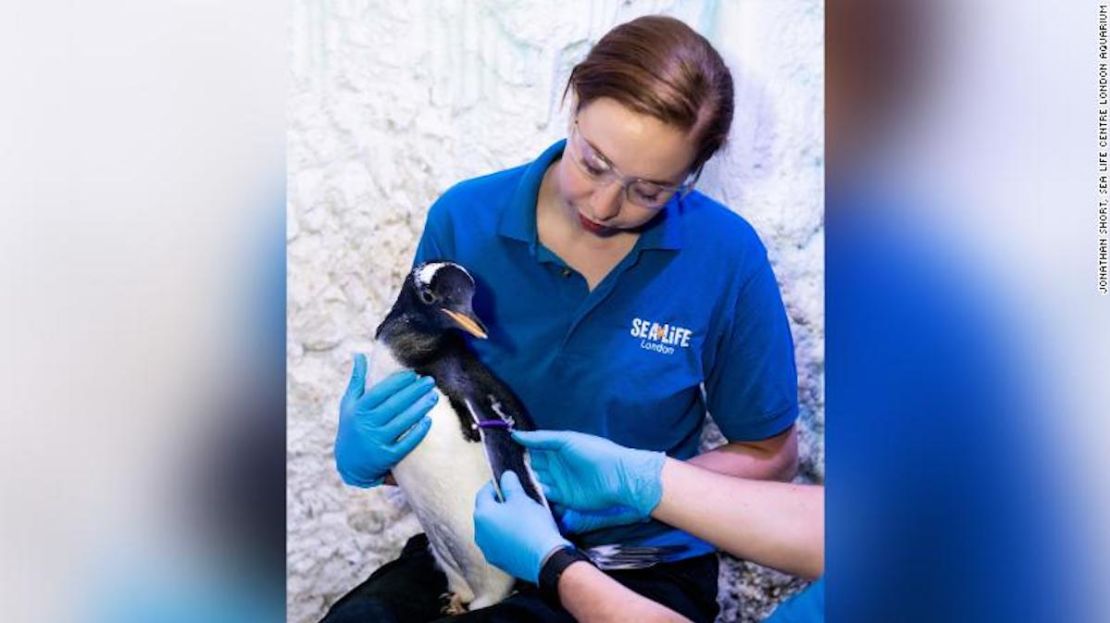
[628,181,673,208]
[570,120,686,208]
[572,134,610,179]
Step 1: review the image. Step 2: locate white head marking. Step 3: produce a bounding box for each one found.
[415,262,474,287]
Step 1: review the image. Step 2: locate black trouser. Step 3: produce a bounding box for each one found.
[321,534,720,623]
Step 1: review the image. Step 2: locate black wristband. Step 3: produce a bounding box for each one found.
[538,546,594,605]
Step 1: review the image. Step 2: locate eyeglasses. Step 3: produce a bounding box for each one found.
[567,119,700,209]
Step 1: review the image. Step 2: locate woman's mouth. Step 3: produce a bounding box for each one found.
[578,213,616,236]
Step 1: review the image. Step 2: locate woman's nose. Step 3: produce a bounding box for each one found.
[590,182,624,220]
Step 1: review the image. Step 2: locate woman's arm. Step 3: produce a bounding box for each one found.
[654,458,823,579]
[515,429,823,578]
[473,473,692,622]
[688,424,799,481]
[557,562,692,623]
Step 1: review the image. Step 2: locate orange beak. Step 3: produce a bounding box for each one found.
[440,309,489,339]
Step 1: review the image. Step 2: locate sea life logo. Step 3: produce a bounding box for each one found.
[630,317,692,356]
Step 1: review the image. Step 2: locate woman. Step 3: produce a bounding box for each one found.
[328,15,799,623]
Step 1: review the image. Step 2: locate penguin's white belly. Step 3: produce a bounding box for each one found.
[391,389,514,609]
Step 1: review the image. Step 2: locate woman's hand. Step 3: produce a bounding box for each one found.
[473,471,570,584]
[334,354,438,487]
[513,430,665,522]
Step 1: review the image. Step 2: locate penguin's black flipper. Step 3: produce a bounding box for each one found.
[461,391,546,507]
[484,425,547,506]
[458,354,537,431]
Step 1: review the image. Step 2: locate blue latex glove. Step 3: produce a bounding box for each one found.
[334,354,438,487]
[474,471,571,584]
[513,430,666,522]
[552,503,646,535]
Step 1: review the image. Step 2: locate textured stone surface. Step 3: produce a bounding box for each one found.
[288,2,823,622]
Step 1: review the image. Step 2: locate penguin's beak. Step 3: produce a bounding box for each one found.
[441,308,489,339]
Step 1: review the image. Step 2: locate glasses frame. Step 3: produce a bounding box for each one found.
[567,119,701,209]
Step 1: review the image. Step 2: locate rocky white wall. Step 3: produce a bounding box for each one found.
[288,1,823,621]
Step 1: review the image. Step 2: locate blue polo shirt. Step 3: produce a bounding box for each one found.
[413,140,798,556]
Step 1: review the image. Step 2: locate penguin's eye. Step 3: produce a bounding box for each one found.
[418,289,437,305]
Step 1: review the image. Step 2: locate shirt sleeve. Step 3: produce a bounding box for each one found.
[704,252,799,441]
[411,195,455,266]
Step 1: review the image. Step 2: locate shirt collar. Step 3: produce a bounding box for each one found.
[497,139,684,252]
[638,197,684,251]
[496,140,561,246]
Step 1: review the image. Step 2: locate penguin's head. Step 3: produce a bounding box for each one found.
[376,262,489,358]
[406,261,488,339]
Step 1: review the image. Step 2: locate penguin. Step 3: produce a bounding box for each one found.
[371,261,545,614]
[370,261,688,614]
